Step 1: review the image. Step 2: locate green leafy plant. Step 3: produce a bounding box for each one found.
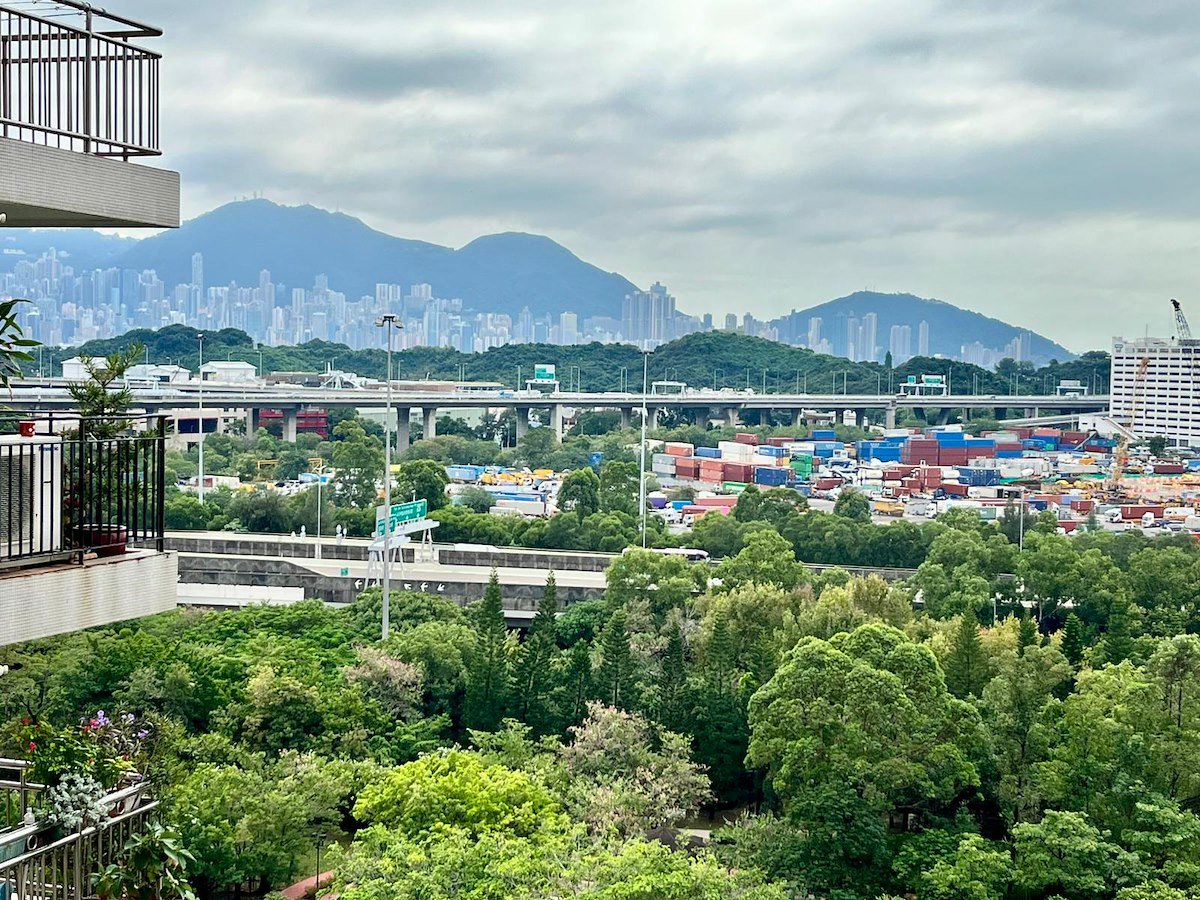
[0,298,39,389]
[94,820,197,900]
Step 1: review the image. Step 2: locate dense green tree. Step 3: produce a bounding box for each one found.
[394,459,450,512]
[1012,810,1128,899]
[1017,614,1038,655]
[656,620,687,732]
[463,571,511,731]
[510,574,560,733]
[833,487,871,522]
[598,460,640,516]
[456,485,495,513]
[980,645,1072,825]
[748,624,982,838]
[595,608,636,710]
[331,420,385,508]
[944,610,991,699]
[1062,612,1087,667]
[714,529,805,592]
[557,466,601,517]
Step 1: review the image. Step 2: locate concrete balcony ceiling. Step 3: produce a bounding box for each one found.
[0,137,180,228]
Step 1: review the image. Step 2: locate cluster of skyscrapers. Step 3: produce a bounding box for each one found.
[0,248,1036,367]
[0,250,706,353]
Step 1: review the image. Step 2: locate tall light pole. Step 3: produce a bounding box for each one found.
[639,352,649,548]
[197,333,205,503]
[375,314,403,641]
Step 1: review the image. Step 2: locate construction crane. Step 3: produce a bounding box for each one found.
[1108,354,1149,493]
[1172,298,1193,340]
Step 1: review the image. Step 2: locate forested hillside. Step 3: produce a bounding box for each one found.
[58,326,1111,396]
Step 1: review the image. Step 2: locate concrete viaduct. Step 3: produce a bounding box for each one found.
[7,381,1110,447]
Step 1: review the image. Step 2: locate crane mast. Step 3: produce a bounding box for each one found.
[1172,298,1193,340]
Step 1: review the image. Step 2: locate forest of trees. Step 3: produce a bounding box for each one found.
[6,493,1200,898]
[57,325,1110,398]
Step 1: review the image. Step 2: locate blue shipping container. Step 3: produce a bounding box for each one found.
[811,430,837,440]
[754,466,790,486]
[695,447,721,459]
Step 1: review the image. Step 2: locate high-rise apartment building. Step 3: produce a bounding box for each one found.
[807,317,822,349]
[918,320,930,356]
[1111,335,1200,448]
[724,313,738,331]
[621,281,676,348]
[889,324,911,363]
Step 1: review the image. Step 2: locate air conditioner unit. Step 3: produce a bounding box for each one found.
[0,435,63,559]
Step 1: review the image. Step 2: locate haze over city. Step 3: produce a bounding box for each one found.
[99,0,1199,351]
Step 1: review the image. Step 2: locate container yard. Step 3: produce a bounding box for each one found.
[439,422,1200,537]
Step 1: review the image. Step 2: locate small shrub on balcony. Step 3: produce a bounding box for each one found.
[16,710,149,790]
[44,771,109,831]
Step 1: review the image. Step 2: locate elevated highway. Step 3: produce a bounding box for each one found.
[10,379,1109,443]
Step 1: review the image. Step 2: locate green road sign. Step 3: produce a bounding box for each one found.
[375,499,428,537]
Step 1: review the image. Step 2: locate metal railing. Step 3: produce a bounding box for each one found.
[0,414,166,569]
[0,758,157,898]
[0,0,162,158]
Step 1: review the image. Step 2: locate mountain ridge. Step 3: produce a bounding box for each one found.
[771,290,1073,364]
[111,199,638,320]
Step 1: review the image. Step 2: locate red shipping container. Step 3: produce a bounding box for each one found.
[941,483,968,496]
[767,437,791,447]
[696,496,738,507]
[1074,500,1095,514]
[665,442,694,457]
[725,462,754,482]
[734,433,760,446]
[1153,463,1186,475]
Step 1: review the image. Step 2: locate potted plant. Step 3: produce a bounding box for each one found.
[64,346,145,556]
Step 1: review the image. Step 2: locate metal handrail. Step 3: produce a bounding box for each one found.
[0,1,162,157]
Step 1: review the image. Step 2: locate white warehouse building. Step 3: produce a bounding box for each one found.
[1111,336,1200,448]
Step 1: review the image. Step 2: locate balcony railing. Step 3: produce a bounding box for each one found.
[0,0,162,158]
[0,414,166,570]
[1,758,157,895]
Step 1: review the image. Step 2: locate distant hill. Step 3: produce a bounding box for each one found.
[0,229,135,271]
[771,291,1073,365]
[112,199,639,320]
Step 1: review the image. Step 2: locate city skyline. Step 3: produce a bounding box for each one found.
[3,244,1052,369]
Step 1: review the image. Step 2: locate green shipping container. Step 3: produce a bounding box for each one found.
[722,482,749,494]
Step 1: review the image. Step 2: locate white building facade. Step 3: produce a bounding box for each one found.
[1111,336,1200,448]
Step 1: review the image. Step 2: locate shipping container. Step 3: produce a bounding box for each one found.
[665,442,695,457]
[734,433,760,446]
[754,466,790,486]
[696,495,738,507]
[695,447,722,459]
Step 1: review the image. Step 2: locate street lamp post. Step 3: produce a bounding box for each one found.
[639,352,649,548]
[197,333,205,503]
[375,314,403,641]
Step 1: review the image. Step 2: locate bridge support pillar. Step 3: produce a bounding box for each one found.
[1025,407,1039,419]
[692,408,709,428]
[620,408,632,430]
[422,407,438,441]
[515,407,530,441]
[724,407,739,428]
[884,405,897,430]
[245,407,261,435]
[282,409,298,443]
[856,410,868,429]
[935,408,952,426]
[792,408,805,427]
[550,404,565,441]
[395,409,410,453]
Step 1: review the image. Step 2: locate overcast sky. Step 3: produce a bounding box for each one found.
[109,0,1200,350]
